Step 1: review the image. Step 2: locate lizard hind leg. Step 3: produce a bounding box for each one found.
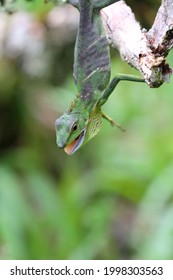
[67,0,119,10]
[102,111,125,132]
[92,0,119,9]
[66,0,79,9]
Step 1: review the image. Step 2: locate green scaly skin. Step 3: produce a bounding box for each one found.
[55,0,145,155]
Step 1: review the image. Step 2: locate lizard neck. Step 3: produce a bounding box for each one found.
[67,93,103,144]
[68,91,101,116]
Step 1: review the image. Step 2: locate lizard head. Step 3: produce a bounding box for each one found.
[55,107,102,155]
[55,111,89,155]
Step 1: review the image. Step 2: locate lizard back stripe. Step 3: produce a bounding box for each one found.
[74,1,111,102]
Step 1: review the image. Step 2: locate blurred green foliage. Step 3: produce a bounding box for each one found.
[0,0,173,260]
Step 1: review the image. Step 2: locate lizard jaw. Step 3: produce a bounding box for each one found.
[64,128,86,155]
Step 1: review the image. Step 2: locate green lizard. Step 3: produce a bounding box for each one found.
[55,0,144,155]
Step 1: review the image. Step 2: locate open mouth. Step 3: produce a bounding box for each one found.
[64,128,86,155]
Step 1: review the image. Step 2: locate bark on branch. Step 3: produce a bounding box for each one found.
[101,0,173,88]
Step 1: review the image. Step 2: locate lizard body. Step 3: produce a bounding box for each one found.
[55,0,144,155]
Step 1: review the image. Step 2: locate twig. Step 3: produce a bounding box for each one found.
[102,0,173,87]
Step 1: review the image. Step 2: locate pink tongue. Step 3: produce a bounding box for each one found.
[64,139,78,155]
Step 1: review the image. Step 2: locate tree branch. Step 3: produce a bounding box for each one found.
[101,0,173,88]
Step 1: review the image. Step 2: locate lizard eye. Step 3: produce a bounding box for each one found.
[72,122,78,132]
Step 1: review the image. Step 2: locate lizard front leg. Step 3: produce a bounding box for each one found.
[102,111,125,131]
[98,74,145,106]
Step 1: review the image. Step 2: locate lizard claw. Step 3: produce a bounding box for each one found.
[110,119,126,132]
